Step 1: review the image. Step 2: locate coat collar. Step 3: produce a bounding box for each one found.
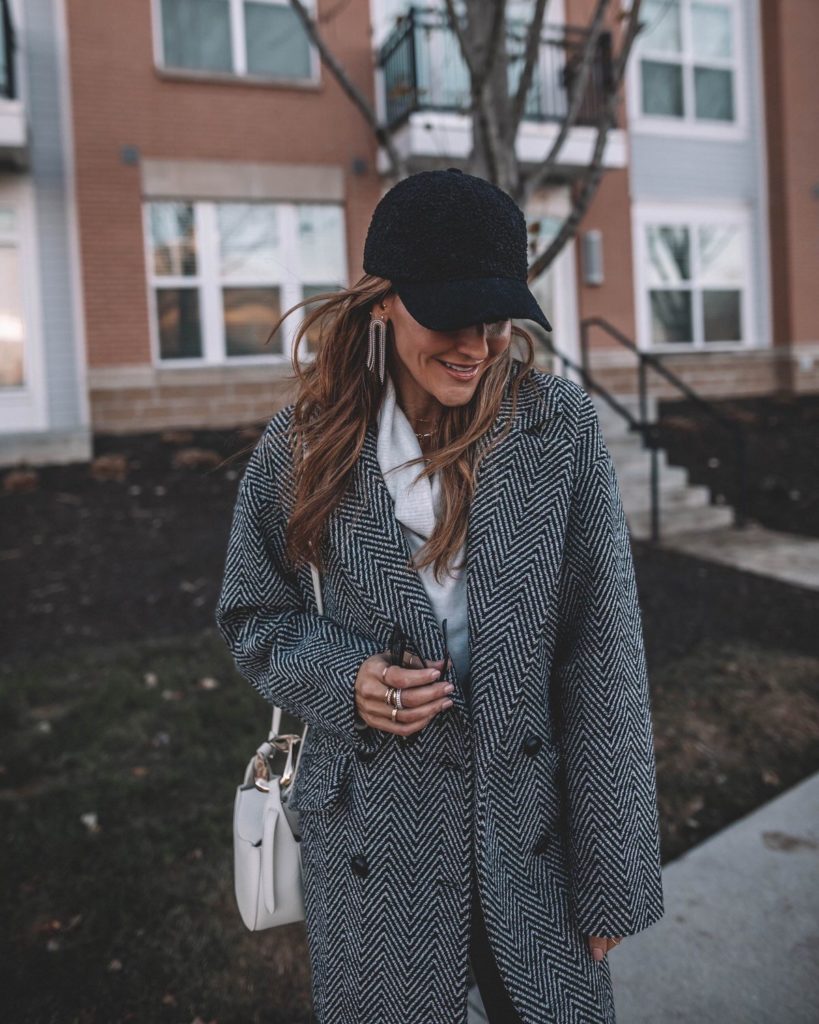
[325,359,569,769]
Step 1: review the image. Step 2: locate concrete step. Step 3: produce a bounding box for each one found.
[627,502,734,540]
[606,444,675,475]
[592,392,660,427]
[622,483,714,515]
[592,391,738,542]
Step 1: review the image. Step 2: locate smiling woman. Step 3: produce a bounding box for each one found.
[215,168,664,1024]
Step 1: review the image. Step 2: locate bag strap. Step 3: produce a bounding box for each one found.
[265,560,320,785]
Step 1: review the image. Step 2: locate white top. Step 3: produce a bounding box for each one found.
[376,370,470,692]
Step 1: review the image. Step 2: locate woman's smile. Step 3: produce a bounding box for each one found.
[433,357,484,382]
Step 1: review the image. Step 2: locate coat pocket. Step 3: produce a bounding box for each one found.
[285,753,352,813]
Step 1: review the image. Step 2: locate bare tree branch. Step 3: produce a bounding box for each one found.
[527,0,645,281]
[442,0,500,183]
[288,0,407,179]
[520,0,611,206]
[286,0,648,289]
[507,0,550,140]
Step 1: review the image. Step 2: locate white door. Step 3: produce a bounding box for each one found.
[526,185,581,381]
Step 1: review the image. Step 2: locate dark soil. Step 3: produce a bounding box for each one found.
[656,391,819,538]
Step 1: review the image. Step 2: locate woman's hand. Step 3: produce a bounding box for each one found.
[355,650,453,736]
[586,934,623,961]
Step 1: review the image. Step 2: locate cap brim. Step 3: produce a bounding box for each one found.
[392,276,552,333]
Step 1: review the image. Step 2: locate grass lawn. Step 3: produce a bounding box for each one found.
[0,633,313,1024]
[2,629,818,1023]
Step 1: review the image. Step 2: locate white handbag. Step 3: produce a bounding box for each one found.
[232,562,321,932]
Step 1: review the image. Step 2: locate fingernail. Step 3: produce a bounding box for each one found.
[429,669,440,679]
[444,683,455,693]
[443,699,453,708]
[592,948,604,962]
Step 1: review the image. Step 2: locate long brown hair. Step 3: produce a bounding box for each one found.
[256,273,540,584]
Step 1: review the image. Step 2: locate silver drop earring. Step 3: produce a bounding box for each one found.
[367,315,387,384]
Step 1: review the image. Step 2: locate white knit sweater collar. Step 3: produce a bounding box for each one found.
[376,370,442,541]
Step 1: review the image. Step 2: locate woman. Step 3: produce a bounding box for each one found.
[215,169,665,1024]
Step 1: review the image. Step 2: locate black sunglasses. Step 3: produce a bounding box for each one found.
[389,618,450,679]
[386,618,451,750]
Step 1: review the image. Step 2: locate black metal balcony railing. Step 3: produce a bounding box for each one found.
[1,0,17,101]
[378,6,612,131]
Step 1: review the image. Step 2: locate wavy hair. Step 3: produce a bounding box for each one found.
[242,273,540,584]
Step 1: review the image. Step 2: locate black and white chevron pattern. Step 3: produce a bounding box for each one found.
[215,359,665,1023]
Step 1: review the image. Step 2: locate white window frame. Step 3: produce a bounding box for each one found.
[631,199,756,353]
[624,0,748,140]
[0,177,47,432]
[151,0,321,85]
[143,198,348,368]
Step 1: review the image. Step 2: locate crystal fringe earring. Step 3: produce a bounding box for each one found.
[367,315,387,384]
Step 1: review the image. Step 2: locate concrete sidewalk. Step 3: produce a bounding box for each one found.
[657,520,819,592]
[610,771,819,1023]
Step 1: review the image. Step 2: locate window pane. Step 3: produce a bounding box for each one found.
[298,205,346,283]
[161,0,232,72]
[694,66,734,121]
[640,0,682,53]
[218,203,282,281]
[245,2,311,78]
[692,3,733,59]
[650,290,692,344]
[156,288,202,358]
[300,283,343,353]
[0,245,24,388]
[0,205,16,233]
[703,289,741,342]
[224,286,281,356]
[698,225,744,285]
[150,202,197,276]
[641,60,683,117]
[646,226,691,285]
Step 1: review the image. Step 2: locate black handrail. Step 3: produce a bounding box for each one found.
[1,0,16,102]
[539,335,667,543]
[573,317,749,540]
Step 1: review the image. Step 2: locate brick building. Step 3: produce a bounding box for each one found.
[1,0,817,466]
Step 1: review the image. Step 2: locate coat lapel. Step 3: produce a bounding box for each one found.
[464,372,570,770]
[327,361,570,768]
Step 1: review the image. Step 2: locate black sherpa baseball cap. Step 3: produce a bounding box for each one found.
[362,167,552,333]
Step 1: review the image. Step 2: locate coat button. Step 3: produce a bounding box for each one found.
[522,733,542,757]
[533,830,552,856]
[356,745,379,763]
[351,854,369,877]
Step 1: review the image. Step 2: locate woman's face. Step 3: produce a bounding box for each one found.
[375,293,512,409]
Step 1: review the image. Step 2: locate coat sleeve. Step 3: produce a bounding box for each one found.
[551,390,665,938]
[214,414,384,748]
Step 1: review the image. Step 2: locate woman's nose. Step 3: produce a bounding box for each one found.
[450,323,490,350]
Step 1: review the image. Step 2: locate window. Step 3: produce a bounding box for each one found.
[144,199,347,364]
[157,0,316,81]
[634,204,752,350]
[0,205,25,389]
[631,0,740,130]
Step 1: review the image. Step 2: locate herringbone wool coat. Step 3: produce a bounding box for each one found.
[215,359,665,1024]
